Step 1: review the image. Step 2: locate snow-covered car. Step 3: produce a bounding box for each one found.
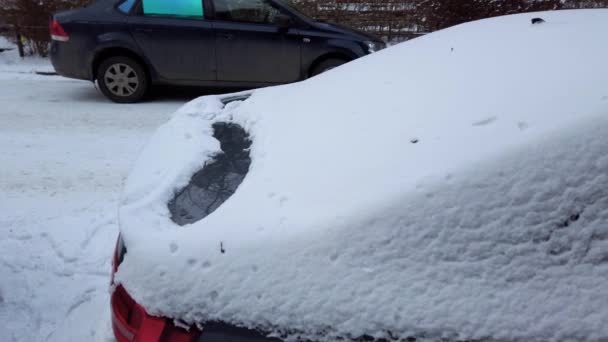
[111,9,608,342]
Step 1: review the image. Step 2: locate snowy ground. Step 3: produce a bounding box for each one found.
[0,52,187,341]
[0,37,55,77]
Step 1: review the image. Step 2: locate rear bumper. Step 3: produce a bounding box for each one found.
[110,233,281,342]
[111,285,199,342]
[111,286,140,342]
[49,41,91,81]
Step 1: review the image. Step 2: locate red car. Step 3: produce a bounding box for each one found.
[109,9,608,342]
[112,235,197,341]
[112,234,283,342]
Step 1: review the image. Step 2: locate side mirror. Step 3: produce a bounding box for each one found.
[275,13,292,29]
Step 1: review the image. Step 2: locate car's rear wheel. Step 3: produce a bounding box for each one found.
[97,56,148,103]
[310,58,348,77]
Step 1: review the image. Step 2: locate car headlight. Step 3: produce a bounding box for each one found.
[365,41,385,53]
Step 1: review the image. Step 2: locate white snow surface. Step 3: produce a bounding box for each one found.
[0,50,186,341]
[116,10,608,342]
[0,39,55,78]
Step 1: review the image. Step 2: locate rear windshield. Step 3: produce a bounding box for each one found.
[169,122,251,226]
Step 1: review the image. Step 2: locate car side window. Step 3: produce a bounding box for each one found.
[118,0,137,14]
[141,0,204,18]
[213,0,282,25]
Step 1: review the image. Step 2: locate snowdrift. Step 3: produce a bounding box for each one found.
[117,10,608,341]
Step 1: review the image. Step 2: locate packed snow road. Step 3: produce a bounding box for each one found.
[0,75,186,341]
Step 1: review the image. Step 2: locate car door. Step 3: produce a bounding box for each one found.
[211,0,301,83]
[128,0,216,81]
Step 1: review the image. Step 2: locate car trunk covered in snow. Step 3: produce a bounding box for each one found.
[116,9,608,342]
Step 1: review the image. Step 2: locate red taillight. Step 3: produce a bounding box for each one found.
[111,285,200,342]
[49,19,69,42]
[111,286,139,342]
[111,236,199,341]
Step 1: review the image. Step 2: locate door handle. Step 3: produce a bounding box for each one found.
[219,32,234,40]
[134,28,154,33]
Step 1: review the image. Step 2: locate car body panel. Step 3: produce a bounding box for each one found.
[213,21,302,83]
[88,31,150,78]
[128,15,216,81]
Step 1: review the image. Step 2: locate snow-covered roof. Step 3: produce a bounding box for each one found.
[116,9,608,341]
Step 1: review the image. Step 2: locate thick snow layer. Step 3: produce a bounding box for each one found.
[0,68,184,341]
[117,10,608,341]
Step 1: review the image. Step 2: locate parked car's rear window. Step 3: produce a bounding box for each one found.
[142,0,204,17]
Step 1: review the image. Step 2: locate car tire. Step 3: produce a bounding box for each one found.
[97,56,148,103]
[310,58,348,77]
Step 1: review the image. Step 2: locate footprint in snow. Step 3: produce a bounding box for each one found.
[472,116,497,127]
[517,121,529,131]
[169,242,179,254]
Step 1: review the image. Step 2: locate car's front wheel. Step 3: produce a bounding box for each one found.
[310,58,349,77]
[97,56,148,103]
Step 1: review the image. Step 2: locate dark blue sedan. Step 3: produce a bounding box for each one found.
[49,0,384,102]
